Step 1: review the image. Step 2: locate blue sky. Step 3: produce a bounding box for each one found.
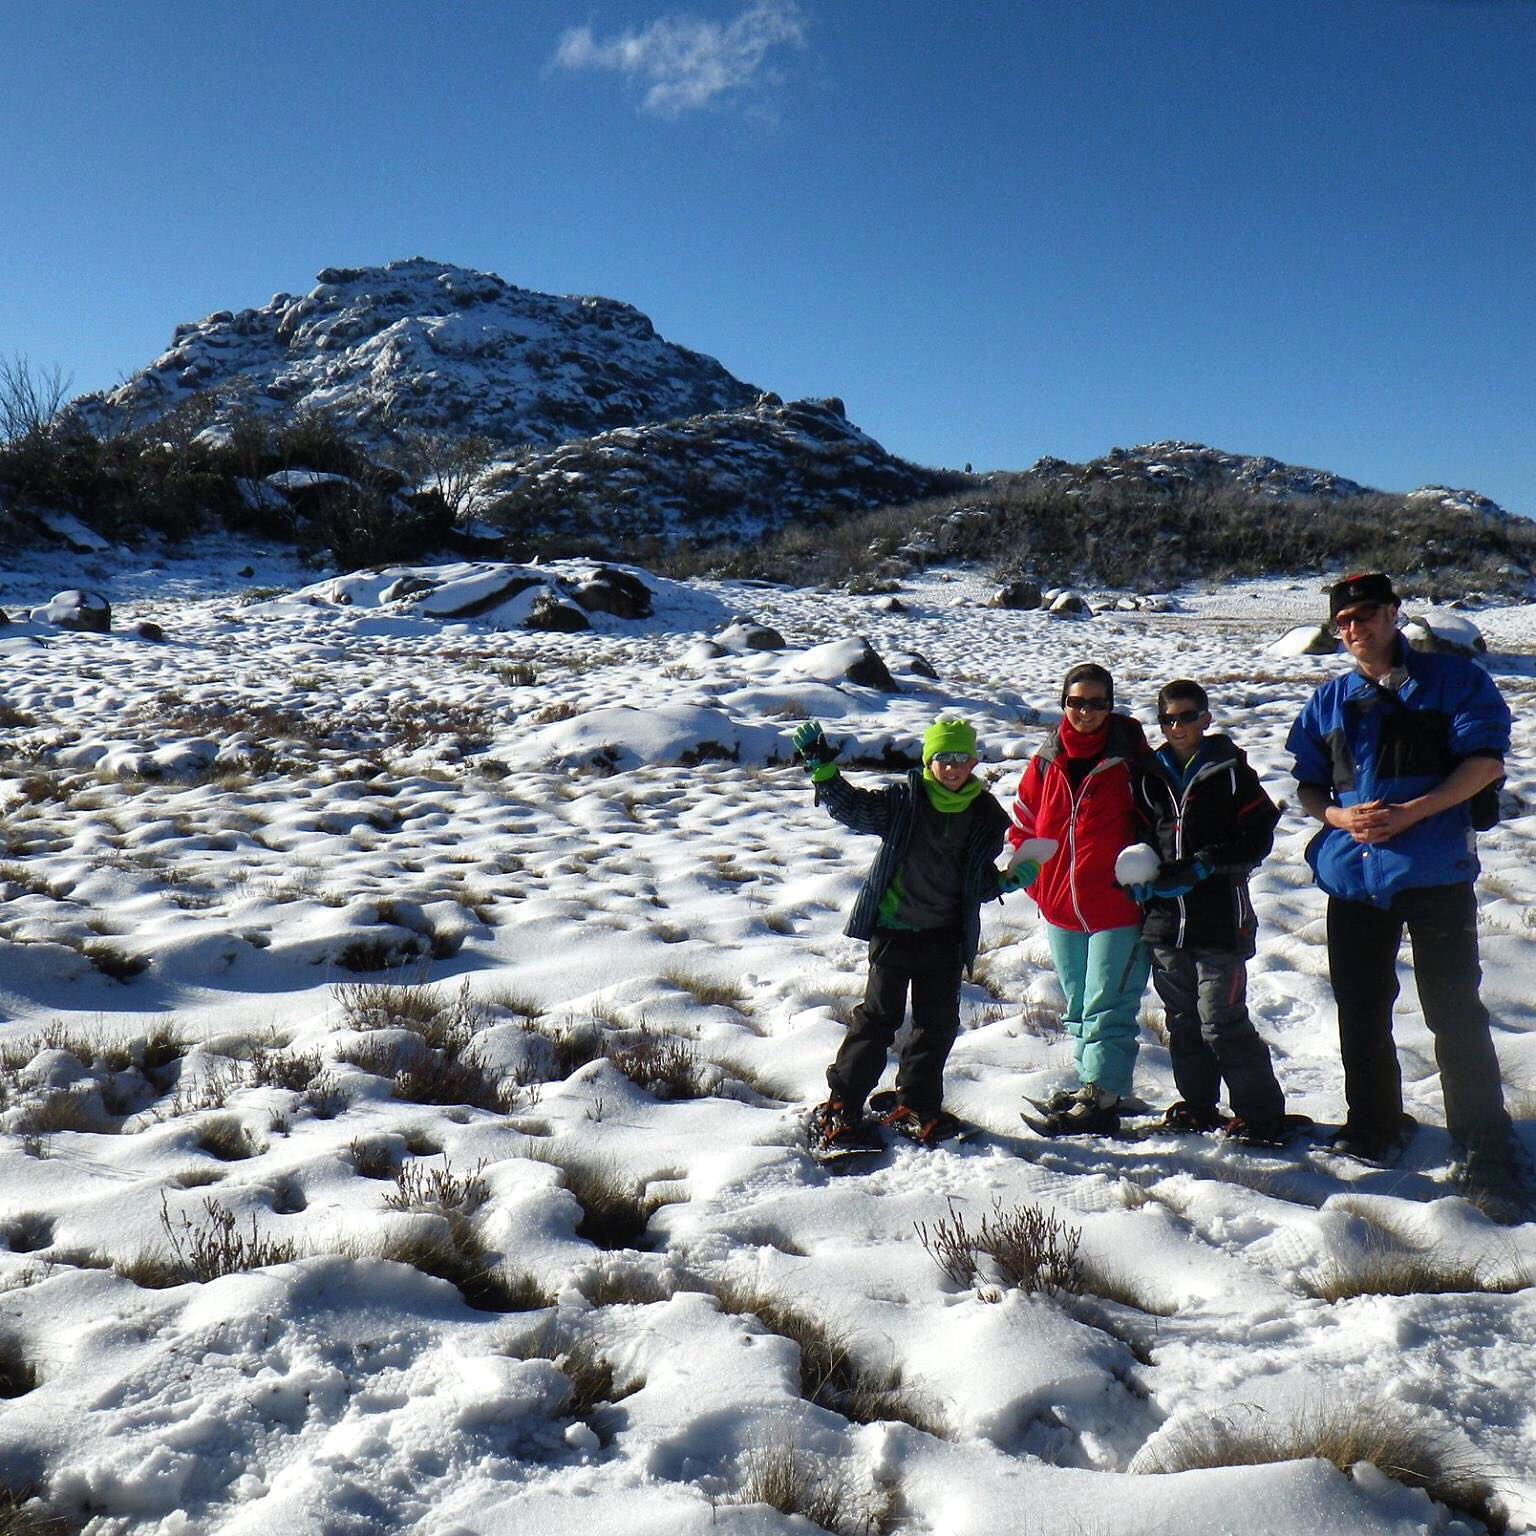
[2,0,1532,513]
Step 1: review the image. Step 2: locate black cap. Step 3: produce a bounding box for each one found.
[1328,572,1399,621]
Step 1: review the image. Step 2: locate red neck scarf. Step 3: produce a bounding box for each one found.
[1058,719,1108,759]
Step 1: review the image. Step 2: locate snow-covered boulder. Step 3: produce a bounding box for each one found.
[32,589,111,633]
[716,621,786,652]
[787,637,899,692]
[523,594,590,633]
[1049,591,1090,617]
[1401,608,1486,658]
[1267,623,1339,657]
[507,704,782,772]
[572,567,652,620]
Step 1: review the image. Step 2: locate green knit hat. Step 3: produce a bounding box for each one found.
[922,716,978,764]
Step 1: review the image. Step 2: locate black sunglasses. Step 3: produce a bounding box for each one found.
[1063,696,1110,713]
[1158,708,1203,726]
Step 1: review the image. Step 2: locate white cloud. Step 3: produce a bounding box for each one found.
[552,0,807,117]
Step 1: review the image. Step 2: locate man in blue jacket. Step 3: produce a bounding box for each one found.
[1287,572,1527,1219]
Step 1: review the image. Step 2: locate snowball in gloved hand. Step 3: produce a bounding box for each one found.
[1114,843,1162,887]
[1007,837,1058,870]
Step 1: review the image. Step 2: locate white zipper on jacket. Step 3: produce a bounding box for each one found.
[1064,756,1122,931]
[1161,754,1236,949]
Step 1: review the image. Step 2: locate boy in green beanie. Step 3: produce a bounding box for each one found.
[790,714,1018,1154]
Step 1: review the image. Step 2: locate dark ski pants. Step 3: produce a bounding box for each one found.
[1149,945,1284,1124]
[826,927,963,1117]
[1327,882,1511,1149]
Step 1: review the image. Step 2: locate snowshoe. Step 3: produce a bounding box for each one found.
[1221,1112,1315,1148]
[1160,1101,1230,1134]
[808,1101,885,1165]
[1022,1085,1122,1139]
[868,1091,966,1147]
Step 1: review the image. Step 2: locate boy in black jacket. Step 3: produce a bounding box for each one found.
[1129,681,1290,1143]
[790,715,1015,1154]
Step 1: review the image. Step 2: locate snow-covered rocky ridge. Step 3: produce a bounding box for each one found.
[1027,441,1516,522]
[68,258,761,449]
[0,539,1534,1535]
[475,394,946,546]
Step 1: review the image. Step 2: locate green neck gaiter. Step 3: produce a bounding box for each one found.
[922,771,984,813]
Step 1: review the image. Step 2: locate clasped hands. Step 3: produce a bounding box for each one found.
[1327,799,1422,844]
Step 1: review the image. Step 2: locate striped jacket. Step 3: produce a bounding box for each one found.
[814,768,1011,970]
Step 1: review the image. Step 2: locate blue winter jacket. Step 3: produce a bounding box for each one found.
[1286,639,1510,906]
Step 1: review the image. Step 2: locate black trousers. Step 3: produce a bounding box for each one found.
[1327,882,1511,1148]
[827,927,963,1117]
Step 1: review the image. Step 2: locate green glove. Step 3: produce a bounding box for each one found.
[790,719,839,772]
[999,859,1040,893]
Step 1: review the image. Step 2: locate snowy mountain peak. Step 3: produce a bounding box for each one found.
[70,257,761,449]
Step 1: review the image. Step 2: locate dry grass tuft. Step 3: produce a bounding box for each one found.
[372,1223,547,1313]
[1304,1228,1531,1302]
[192,1116,263,1162]
[609,1024,705,1099]
[711,1280,942,1433]
[1133,1401,1503,1527]
[722,1428,895,1536]
[506,1324,640,1418]
[0,1333,37,1398]
[525,1146,673,1251]
[660,965,750,1011]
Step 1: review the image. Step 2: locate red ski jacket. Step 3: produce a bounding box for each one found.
[1008,714,1151,933]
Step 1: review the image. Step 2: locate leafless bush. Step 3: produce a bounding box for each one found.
[348,1138,400,1179]
[609,1025,705,1099]
[247,1043,323,1093]
[155,1196,299,1283]
[383,1157,490,1220]
[916,1198,1083,1297]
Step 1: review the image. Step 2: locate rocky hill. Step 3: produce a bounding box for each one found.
[476,393,950,548]
[1027,440,1513,524]
[67,258,761,448]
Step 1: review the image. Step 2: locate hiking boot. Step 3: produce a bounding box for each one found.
[869,1091,961,1146]
[1325,1113,1416,1167]
[1223,1114,1306,1148]
[1453,1137,1536,1226]
[808,1100,883,1159]
[1161,1101,1228,1134]
[1032,1085,1122,1138]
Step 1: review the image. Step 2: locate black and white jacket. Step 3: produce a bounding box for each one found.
[1132,735,1279,953]
[814,768,1010,970]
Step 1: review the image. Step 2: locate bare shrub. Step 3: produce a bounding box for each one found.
[393,1053,508,1112]
[383,1158,490,1220]
[11,1093,103,1138]
[301,1071,349,1119]
[348,1138,400,1179]
[247,1042,323,1093]
[916,1198,1083,1297]
[335,1036,419,1079]
[609,1025,705,1099]
[1133,1401,1502,1527]
[154,1196,299,1283]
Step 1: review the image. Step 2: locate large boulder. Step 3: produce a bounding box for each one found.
[1267,624,1339,657]
[523,594,590,633]
[1401,609,1486,659]
[33,590,111,633]
[1048,591,1090,617]
[990,580,1043,611]
[793,637,899,692]
[717,621,787,652]
[572,567,653,620]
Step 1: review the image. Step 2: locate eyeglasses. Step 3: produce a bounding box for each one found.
[1333,604,1383,632]
[930,751,974,768]
[1158,708,1203,727]
[1063,696,1110,713]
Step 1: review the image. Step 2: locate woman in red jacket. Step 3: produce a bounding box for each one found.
[1009,663,1152,1135]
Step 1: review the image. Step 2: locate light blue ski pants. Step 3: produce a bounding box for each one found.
[1045,922,1151,1098]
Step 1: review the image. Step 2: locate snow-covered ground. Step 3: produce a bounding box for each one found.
[1,539,1534,1536]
